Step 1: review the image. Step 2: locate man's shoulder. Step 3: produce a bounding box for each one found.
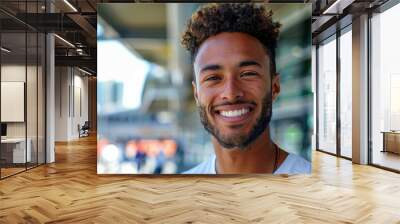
[182,152,311,174]
[275,152,311,174]
[182,155,216,174]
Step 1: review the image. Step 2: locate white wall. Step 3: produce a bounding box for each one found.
[1,65,40,138]
[55,66,69,141]
[1,65,26,139]
[72,73,89,138]
[55,67,89,141]
[1,64,46,163]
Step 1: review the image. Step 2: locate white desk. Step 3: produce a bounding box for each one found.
[1,138,31,163]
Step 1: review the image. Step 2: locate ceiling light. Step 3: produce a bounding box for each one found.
[78,67,92,76]
[323,0,342,14]
[1,47,11,53]
[322,0,355,15]
[54,34,75,48]
[63,0,78,12]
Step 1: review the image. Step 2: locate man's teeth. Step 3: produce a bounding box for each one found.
[220,108,250,117]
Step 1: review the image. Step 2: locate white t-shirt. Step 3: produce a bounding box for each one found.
[183,153,311,174]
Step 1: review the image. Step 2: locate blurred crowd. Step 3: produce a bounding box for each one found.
[98,138,178,174]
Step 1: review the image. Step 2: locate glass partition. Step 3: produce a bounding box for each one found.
[27,30,38,169]
[0,1,46,179]
[1,30,28,177]
[317,35,337,155]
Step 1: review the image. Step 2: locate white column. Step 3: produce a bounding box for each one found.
[46,33,55,163]
[352,14,369,164]
[45,1,56,163]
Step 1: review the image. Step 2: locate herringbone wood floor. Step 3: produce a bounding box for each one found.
[1,135,400,223]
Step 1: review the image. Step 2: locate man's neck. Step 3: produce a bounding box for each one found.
[213,129,279,174]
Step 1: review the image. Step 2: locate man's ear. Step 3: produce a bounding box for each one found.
[272,74,280,102]
[192,80,199,106]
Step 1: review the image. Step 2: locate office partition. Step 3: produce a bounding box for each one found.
[0,1,47,179]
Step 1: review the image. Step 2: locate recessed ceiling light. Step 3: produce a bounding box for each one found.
[78,67,92,76]
[54,34,75,48]
[1,47,11,53]
[322,0,353,15]
[63,0,78,12]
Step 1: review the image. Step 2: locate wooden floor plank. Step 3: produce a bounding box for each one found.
[0,135,400,223]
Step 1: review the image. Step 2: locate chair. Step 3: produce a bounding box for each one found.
[78,121,90,138]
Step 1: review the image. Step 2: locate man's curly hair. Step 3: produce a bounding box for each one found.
[181,3,281,77]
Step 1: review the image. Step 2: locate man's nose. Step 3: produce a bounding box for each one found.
[220,78,244,101]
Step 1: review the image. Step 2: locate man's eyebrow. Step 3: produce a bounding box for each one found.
[199,60,261,74]
[200,64,221,74]
[238,60,262,68]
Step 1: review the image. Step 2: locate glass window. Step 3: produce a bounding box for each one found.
[339,28,352,158]
[317,36,337,154]
[371,3,400,171]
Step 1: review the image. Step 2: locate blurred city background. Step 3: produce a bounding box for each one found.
[97,3,312,174]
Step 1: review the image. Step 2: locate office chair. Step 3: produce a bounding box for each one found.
[79,121,90,138]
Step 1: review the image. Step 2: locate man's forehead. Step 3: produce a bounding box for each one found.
[194,32,268,66]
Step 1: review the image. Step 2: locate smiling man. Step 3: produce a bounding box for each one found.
[181,3,311,174]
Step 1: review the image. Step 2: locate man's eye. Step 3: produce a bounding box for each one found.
[205,76,221,81]
[240,72,257,77]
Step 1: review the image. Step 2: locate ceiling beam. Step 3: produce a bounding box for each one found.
[55,55,96,72]
[67,13,96,38]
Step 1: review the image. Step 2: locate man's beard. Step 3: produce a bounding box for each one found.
[198,92,272,150]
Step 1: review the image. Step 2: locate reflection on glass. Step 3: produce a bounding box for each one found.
[340,29,352,158]
[371,3,400,171]
[318,37,337,154]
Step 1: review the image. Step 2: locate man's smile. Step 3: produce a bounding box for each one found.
[220,108,249,117]
[213,103,256,126]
